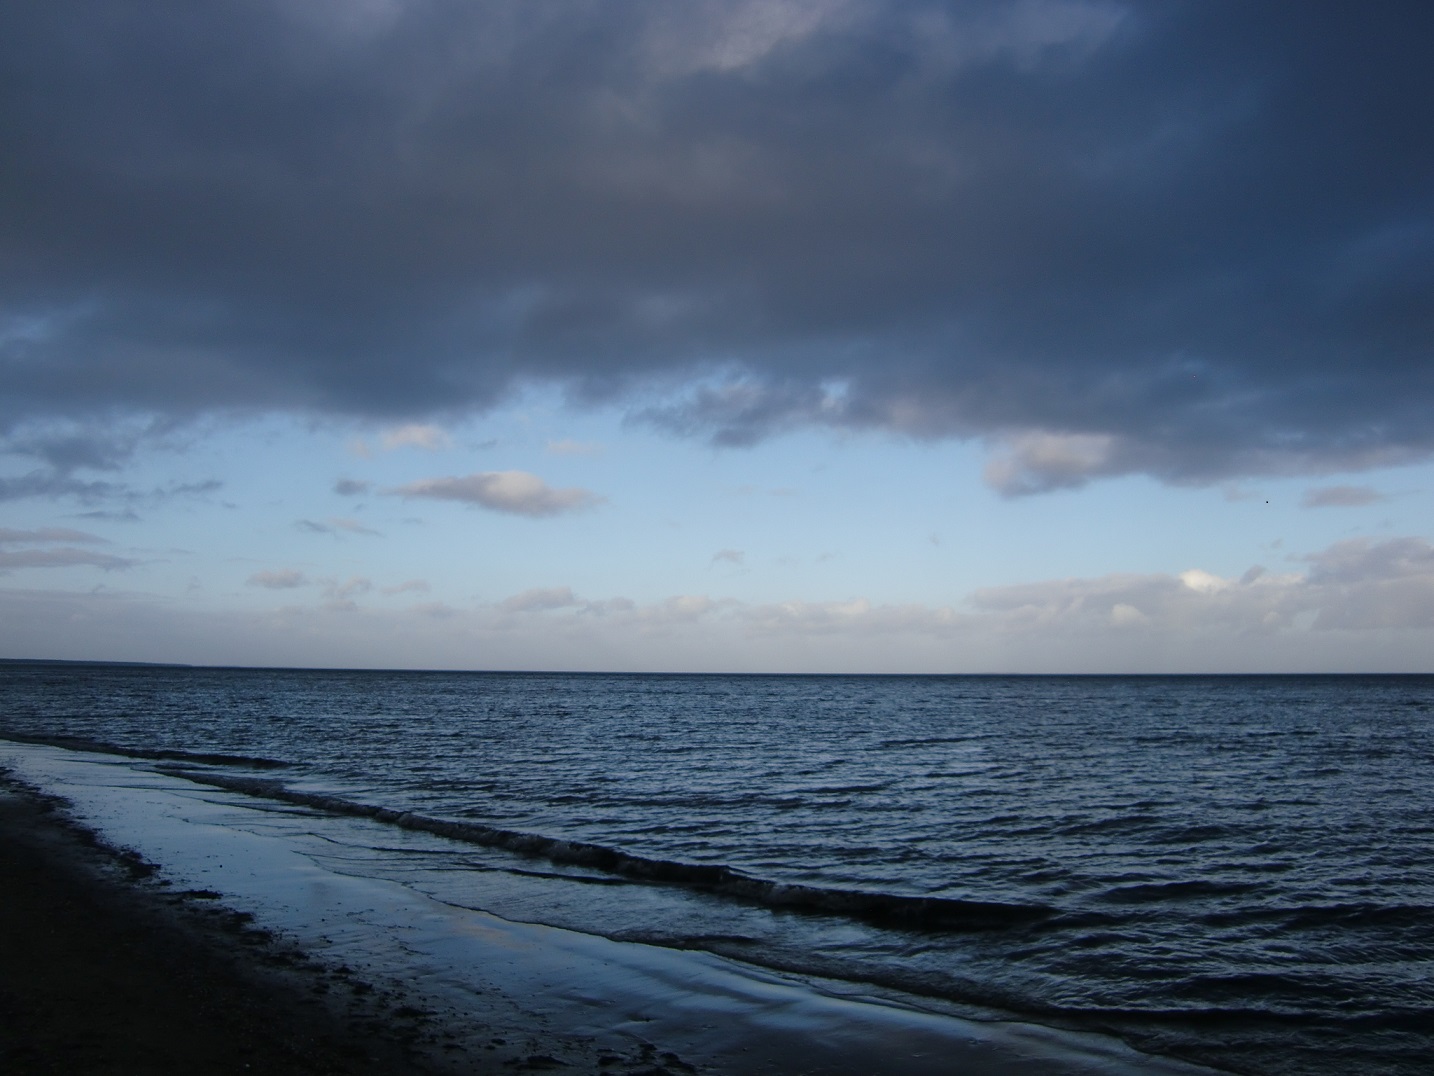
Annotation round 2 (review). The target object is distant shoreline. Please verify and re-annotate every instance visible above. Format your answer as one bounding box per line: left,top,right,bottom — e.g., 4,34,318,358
0,657,195,668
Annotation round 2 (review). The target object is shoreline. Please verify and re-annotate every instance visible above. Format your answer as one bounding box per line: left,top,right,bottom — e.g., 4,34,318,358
0,743,1224,1075
0,773,448,1074
0,768,707,1075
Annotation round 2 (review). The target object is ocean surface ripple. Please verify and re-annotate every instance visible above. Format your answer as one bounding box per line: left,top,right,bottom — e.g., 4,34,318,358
3,665,1432,1075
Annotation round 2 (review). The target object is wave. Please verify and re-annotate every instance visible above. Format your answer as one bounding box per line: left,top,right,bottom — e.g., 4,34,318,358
0,732,290,770
157,766,1055,933
876,735,985,749
1101,879,1260,903
1277,902,1434,931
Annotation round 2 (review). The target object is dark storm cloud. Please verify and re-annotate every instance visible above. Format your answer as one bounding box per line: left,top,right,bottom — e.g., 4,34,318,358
3,1,1432,490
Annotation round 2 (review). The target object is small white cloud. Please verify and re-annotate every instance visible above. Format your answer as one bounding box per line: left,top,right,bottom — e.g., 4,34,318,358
501,586,580,613
334,478,371,496
1301,484,1387,508
1179,569,1230,594
1110,602,1147,627
247,569,308,589
711,548,745,566
546,438,603,456
390,471,603,517
380,424,451,451
983,431,1119,496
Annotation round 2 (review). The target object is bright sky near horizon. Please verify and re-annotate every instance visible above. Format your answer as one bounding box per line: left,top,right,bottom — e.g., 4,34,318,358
3,1,1434,672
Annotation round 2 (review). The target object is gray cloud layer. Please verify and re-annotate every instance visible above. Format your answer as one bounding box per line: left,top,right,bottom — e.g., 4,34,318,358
1301,484,1388,509
6,536,1434,671
0,525,133,571
3,1,1432,490
0,548,135,571
247,569,308,589
0,526,107,545
494,537,1434,638
297,516,382,537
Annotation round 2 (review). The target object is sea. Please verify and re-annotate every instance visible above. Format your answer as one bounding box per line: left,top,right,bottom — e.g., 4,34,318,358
2,663,1431,1075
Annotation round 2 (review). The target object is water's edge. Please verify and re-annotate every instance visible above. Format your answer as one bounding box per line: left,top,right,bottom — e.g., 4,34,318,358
0,738,1223,1076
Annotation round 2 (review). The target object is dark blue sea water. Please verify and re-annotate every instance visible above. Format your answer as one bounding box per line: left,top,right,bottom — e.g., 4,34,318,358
3,664,1432,1075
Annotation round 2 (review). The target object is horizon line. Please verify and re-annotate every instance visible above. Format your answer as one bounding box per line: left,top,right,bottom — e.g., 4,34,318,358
3,658,1431,678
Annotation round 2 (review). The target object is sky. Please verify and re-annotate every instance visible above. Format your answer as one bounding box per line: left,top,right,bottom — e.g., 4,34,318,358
2,0,1433,672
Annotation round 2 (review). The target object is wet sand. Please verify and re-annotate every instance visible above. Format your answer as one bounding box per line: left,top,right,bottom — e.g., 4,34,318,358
0,771,699,1074
0,776,436,1074
0,748,1223,1075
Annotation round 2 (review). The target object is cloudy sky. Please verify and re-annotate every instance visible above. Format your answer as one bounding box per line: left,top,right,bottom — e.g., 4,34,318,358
3,0,1433,671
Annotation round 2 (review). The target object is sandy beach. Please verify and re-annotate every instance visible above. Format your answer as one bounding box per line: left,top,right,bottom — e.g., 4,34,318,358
0,766,718,1074
0,775,442,1074
0,744,1222,1075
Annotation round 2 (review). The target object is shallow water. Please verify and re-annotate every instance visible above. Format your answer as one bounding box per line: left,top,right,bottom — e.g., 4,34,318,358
3,665,1432,1074
0,740,1217,1075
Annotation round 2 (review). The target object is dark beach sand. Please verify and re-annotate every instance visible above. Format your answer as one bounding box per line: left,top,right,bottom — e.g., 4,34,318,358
0,773,689,1075
0,775,442,1074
